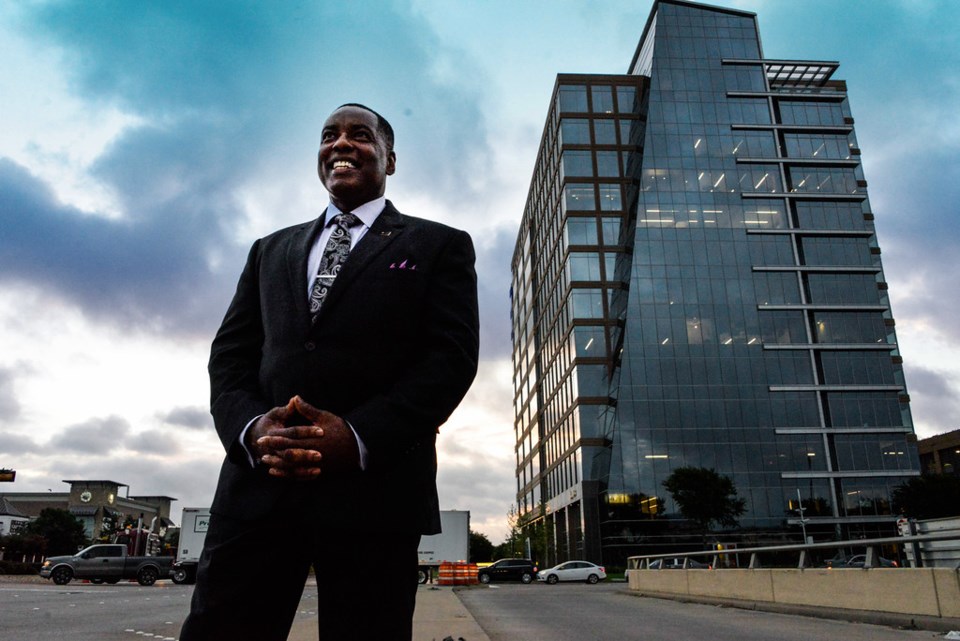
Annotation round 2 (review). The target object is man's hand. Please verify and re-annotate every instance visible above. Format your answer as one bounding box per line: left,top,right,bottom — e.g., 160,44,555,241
254,396,360,479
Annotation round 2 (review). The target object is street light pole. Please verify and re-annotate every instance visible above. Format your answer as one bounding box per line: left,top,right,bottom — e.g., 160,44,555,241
797,488,808,543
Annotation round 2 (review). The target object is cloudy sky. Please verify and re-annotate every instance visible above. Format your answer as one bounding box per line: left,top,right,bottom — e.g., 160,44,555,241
1,0,958,542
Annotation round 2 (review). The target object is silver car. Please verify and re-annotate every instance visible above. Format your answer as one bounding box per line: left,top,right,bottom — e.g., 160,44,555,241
537,560,607,584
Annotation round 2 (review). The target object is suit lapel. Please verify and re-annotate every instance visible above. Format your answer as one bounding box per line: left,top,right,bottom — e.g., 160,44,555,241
312,201,406,322
287,211,327,327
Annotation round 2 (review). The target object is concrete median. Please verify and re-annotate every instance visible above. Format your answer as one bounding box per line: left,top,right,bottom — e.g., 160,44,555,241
627,566,960,629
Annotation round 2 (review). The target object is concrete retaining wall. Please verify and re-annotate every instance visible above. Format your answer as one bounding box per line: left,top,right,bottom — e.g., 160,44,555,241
627,567,960,619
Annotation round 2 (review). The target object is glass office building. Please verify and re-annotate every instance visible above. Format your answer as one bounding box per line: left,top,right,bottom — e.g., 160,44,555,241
511,0,919,567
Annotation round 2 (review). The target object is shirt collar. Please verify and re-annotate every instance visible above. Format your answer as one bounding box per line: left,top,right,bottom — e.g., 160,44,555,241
325,196,387,230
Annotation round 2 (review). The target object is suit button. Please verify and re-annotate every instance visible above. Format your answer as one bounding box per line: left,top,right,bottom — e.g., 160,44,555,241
304,341,316,351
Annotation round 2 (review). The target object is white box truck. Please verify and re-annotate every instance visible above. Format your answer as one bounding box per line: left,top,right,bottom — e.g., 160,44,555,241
417,510,469,584
171,507,211,584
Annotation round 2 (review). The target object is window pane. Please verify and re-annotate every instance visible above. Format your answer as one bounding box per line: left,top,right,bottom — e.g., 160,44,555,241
563,185,595,211
559,85,588,112
598,184,622,211
565,218,597,246
562,151,593,178
601,217,621,244
560,119,590,145
616,86,637,113
593,119,617,144
596,151,620,177
592,86,614,113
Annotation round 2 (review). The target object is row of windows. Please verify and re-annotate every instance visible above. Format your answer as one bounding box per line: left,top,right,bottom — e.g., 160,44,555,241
784,132,858,160
778,101,846,127
559,118,642,147
564,216,622,247
563,184,624,213
645,130,859,162
800,236,874,266
641,165,783,194
648,129,775,159
562,150,627,178
558,85,639,115
761,311,892,345
600,475,913,524
834,435,913,471
789,166,862,194
649,96,771,125
795,200,871,230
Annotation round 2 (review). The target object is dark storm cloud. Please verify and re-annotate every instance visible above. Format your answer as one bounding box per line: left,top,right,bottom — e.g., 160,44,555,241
52,415,130,454
475,226,519,360
160,406,211,430
0,157,240,337
901,364,960,436
873,158,960,346
26,0,493,206
3,1,495,340
0,431,42,455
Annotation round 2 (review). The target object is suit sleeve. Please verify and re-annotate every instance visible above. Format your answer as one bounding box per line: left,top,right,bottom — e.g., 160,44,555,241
344,228,480,460
208,240,273,464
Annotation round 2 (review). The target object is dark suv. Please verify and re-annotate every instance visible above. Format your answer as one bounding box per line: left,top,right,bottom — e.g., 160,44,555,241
478,558,538,584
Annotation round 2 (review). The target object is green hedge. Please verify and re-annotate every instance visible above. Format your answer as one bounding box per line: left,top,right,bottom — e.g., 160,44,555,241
0,561,40,575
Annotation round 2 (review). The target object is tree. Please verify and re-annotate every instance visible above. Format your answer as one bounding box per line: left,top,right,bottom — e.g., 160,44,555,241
662,467,746,539
469,530,494,562
492,504,547,565
893,475,960,520
23,508,88,556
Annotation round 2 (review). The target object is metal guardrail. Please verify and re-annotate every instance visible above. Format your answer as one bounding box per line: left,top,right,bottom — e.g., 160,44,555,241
627,532,960,570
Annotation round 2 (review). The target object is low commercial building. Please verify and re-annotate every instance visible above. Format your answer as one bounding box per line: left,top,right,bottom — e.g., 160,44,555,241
919,429,960,476
0,480,175,539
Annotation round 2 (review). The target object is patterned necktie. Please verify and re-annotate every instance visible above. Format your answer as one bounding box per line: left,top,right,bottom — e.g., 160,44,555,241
309,212,361,321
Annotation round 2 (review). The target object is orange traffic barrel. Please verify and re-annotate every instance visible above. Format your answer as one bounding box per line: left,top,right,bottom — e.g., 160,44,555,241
452,562,479,585
437,562,455,585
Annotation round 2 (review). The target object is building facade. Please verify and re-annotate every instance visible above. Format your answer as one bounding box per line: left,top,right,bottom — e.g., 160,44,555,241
511,0,919,568
0,480,175,540
919,429,960,477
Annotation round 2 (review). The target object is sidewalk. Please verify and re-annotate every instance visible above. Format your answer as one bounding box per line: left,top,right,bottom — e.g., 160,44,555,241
287,584,490,641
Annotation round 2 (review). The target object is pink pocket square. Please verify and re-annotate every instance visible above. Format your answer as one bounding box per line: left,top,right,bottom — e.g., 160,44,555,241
389,259,417,270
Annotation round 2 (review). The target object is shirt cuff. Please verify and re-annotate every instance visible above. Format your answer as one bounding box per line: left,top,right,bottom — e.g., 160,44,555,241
239,415,263,468
346,420,369,470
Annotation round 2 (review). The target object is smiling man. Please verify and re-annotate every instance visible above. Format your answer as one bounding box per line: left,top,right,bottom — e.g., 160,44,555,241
179,104,480,641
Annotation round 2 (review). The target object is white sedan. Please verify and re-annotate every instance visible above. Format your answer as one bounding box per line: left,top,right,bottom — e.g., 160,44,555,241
537,561,607,584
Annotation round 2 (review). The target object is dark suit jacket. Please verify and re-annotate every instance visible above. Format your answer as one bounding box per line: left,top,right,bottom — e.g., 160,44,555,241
207,201,479,535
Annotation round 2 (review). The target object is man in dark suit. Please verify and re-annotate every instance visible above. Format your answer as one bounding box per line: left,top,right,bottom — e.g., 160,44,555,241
179,104,480,641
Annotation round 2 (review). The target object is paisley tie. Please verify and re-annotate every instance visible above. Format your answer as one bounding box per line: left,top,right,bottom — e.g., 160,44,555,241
309,212,360,322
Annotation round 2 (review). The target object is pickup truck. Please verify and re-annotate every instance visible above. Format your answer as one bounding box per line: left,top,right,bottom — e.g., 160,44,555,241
40,543,174,586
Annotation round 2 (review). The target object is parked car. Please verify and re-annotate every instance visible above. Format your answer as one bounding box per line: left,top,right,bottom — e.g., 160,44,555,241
647,557,711,569
477,558,538,584
821,554,898,568
537,560,606,584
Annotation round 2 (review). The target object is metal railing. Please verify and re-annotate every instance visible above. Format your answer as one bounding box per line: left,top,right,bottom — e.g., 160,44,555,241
627,531,960,571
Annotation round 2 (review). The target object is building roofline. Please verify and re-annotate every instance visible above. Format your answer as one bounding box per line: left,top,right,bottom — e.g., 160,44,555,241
628,0,757,74
62,480,129,487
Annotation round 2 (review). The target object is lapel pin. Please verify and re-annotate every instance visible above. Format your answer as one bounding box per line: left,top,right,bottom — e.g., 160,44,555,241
380,231,393,237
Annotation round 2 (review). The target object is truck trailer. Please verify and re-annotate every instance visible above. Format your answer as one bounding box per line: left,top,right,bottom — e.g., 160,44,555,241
417,510,470,584
171,506,211,584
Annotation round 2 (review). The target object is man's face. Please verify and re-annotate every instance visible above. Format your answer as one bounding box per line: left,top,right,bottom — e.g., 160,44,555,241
317,106,396,212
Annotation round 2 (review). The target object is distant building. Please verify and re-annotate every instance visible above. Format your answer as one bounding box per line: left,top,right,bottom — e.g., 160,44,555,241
0,496,29,536
511,0,919,567
0,480,176,539
919,429,960,476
